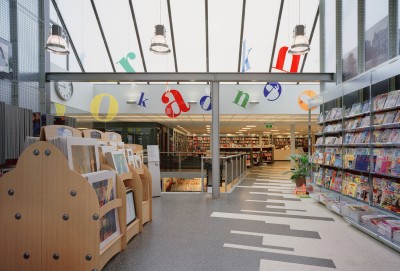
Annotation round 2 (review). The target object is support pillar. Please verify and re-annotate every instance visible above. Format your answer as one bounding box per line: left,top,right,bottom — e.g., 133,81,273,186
290,124,295,169
211,81,220,199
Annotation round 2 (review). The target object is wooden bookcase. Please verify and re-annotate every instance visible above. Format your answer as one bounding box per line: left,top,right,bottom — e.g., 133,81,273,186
0,142,125,270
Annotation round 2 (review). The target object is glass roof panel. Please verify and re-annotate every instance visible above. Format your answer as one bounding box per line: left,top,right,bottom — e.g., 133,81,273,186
170,0,206,72
272,0,319,73
94,0,144,72
209,0,243,72
301,17,320,72
56,0,113,72
241,0,281,72
132,0,175,72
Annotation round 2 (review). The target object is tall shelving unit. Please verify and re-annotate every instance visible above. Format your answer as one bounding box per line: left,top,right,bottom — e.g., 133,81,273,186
309,56,400,252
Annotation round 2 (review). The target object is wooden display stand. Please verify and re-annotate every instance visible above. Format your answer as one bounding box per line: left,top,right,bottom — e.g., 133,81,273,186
105,132,122,142
98,152,143,244
0,142,125,271
125,144,152,225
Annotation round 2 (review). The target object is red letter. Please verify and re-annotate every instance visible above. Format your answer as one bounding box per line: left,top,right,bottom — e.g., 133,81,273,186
161,89,190,118
273,46,300,73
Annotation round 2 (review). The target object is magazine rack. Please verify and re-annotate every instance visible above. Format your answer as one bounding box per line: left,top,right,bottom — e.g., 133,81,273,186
39,125,82,140
0,141,125,270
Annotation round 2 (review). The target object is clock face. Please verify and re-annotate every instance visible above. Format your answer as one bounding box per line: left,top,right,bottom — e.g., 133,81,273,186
55,81,73,101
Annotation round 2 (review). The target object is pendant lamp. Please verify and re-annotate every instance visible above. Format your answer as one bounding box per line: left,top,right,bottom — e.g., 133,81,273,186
150,24,171,55
45,24,70,55
288,25,310,55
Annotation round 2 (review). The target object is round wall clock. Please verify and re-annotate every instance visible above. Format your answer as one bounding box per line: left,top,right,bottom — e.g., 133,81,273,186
55,81,73,101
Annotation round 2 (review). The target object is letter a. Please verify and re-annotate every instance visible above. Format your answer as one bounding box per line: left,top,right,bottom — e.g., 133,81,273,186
233,90,249,108
161,89,190,118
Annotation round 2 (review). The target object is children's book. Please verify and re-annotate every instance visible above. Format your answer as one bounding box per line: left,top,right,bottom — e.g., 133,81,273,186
384,90,400,109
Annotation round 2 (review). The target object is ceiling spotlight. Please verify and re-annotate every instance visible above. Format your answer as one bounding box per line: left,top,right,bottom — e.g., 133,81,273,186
288,25,310,55
46,24,69,55
150,25,171,55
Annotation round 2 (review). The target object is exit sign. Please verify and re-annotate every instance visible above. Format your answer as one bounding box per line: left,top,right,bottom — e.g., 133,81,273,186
265,124,273,128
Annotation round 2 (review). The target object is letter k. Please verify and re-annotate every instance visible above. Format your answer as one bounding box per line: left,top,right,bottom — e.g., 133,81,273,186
138,92,148,107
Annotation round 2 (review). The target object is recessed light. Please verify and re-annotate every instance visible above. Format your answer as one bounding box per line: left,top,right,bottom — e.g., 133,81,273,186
270,130,279,132
242,128,251,130
246,125,256,127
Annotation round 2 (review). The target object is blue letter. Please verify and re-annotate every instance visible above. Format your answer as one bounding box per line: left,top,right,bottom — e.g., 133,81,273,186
263,82,282,101
138,92,148,107
200,95,212,111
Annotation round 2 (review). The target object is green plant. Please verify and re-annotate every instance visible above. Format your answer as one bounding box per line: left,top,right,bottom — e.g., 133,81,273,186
285,153,310,182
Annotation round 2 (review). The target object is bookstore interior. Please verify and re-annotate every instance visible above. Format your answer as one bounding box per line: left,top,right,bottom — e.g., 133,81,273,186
1,0,400,270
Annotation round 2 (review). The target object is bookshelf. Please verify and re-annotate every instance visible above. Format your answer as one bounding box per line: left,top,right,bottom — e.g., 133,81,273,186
273,136,308,150
309,57,400,251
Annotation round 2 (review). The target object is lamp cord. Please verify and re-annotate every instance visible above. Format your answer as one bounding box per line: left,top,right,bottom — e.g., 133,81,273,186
160,0,162,24
298,0,300,24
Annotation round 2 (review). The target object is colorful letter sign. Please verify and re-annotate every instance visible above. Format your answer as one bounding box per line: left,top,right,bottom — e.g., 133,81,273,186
116,52,136,72
233,90,250,108
161,89,190,118
200,95,212,111
274,46,300,73
90,93,119,122
263,82,282,101
298,90,318,111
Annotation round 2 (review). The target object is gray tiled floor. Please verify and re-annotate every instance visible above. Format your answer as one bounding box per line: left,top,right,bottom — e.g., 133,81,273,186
103,162,400,271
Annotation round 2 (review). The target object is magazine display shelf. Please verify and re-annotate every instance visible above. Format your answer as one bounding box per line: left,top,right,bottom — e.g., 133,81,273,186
310,185,400,253
125,144,152,225
101,164,142,244
309,56,400,253
0,141,126,270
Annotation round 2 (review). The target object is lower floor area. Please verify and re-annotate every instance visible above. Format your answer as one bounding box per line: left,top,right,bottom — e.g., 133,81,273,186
103,162,400,271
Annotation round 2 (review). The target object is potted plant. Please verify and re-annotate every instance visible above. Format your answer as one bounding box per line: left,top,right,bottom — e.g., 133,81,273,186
285,153,310,187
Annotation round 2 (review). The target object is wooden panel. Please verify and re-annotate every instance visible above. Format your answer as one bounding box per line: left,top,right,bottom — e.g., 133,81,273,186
142,165,153,221
0,143,43,271
40,125,82,140
104,132,122,142
142,200,150,224
41,142,100,271
119,172,132,182
99,236,124,270
126,219,140,243
100,199,122,217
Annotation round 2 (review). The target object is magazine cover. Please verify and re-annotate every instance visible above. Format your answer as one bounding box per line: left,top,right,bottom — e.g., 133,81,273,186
382,111,396,124
67,137,100,174
361,100,371,113
384,90,400,109
83,170,116,207
99,209,120,251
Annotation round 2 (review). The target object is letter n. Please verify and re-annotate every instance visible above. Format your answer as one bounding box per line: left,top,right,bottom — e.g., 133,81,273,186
233,90,249,108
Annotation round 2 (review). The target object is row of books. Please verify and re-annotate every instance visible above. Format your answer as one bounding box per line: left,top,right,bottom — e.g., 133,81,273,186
372,128,400,143
373,90,400,111
324,123,342,132
344,131,370,144
312,169,400,214
345,115,370,129
317,90,400,124
315,136,342,145
373,177,400,214
373,110,400,125
314,147,400,177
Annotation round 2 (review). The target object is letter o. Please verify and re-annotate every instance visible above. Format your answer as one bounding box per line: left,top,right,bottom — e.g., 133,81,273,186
200,95,212,111
90,94,119,122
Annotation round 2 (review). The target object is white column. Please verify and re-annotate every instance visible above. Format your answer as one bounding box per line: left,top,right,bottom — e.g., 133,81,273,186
290,124,295,169
211,81,220,199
